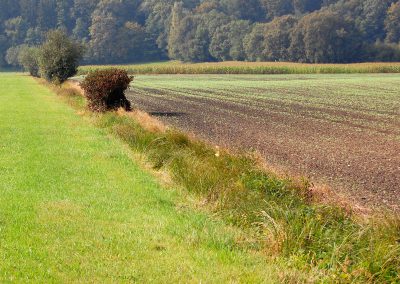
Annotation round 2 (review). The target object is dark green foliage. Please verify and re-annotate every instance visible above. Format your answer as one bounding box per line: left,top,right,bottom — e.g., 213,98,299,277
367,41,400,61
18,46,40,77
243,24,266,61
385,1,400,43
5,45,26,67
38,30,83,83
289,10,361,63
358,0,393,42
4,16,27,46
0,0,400,65
263,15,298,61
244,15,298,62
220,0,265,21
80,69,132,112
209,20,252,61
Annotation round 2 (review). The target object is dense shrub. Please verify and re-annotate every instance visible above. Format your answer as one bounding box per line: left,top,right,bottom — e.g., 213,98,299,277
367,41,400,62
80,69,132,112
5,45,26,67
38,30,83,84
18,46,40,77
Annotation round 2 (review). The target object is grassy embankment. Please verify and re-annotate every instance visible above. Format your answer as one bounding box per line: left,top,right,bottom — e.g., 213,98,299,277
0,73,284,282
79,61,400,75
60,76,399,282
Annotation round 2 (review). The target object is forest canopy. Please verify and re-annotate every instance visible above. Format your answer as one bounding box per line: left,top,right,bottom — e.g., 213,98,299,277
1,0,400,66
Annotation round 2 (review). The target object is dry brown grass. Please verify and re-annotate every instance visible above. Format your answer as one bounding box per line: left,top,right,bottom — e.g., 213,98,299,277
122,109,167,133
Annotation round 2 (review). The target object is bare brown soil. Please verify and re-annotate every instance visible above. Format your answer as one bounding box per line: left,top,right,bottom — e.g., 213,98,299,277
127,83,400,212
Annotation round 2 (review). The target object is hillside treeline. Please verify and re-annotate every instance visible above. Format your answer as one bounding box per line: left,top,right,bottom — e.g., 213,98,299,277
1,0,400,66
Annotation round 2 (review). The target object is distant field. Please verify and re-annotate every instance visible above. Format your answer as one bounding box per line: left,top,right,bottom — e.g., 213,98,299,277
79,61,400,75
128,74,400,210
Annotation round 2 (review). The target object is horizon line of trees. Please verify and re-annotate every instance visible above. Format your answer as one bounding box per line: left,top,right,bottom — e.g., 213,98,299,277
1,0,400,67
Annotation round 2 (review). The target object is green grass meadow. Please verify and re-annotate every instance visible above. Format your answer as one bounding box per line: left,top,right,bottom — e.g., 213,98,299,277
0,73,284,282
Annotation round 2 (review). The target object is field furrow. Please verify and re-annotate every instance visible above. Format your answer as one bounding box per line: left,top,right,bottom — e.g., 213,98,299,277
127,74,400,210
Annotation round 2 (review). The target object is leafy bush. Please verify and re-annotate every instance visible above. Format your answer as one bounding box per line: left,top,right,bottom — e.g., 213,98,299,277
18,46,40,77
367,41,400,62
80,69,132,112
5,45,26,67
38,30,83,83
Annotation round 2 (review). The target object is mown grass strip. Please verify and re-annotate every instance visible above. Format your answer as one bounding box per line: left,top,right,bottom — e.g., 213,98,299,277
79,61,400,75
51,78,400,283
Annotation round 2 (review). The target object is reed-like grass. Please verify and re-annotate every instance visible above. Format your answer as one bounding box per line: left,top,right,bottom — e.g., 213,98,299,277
51,82,400,283
79,61,400,75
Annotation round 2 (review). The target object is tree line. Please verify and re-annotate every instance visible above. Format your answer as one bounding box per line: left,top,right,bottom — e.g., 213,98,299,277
1,0,400,66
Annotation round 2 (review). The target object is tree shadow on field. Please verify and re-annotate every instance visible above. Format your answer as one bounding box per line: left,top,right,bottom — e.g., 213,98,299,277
149,111,186,118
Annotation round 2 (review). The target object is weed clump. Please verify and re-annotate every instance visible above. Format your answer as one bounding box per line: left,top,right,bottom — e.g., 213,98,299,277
80,69,132,112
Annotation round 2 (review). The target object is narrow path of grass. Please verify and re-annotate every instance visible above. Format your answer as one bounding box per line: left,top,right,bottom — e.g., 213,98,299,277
0,74,279,282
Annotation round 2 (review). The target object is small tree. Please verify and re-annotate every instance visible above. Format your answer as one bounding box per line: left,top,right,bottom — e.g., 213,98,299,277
5,45,26,67
38,30,84,83
80,69,132,112
18,46,40,77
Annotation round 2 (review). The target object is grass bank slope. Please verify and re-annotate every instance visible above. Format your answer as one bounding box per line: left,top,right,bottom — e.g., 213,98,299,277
0,73,280,282
79,61,400,75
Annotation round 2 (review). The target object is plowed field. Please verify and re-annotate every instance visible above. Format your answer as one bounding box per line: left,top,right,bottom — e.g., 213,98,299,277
128,74,400,211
